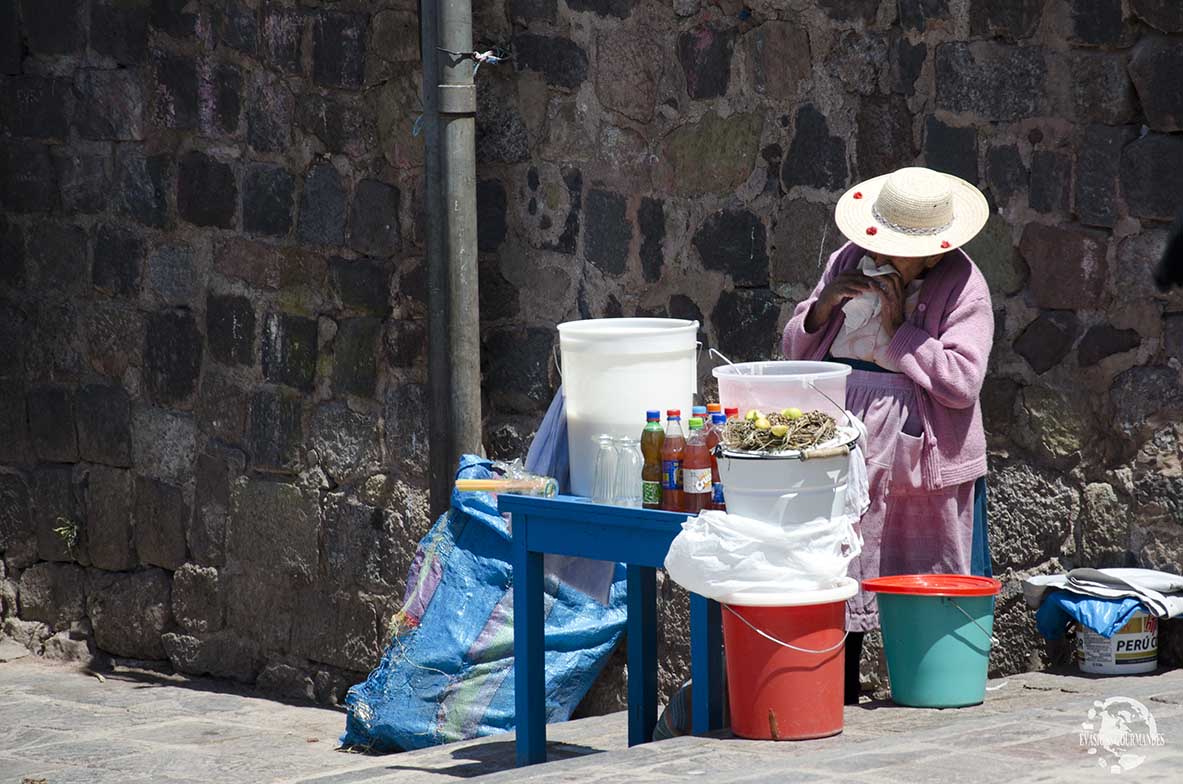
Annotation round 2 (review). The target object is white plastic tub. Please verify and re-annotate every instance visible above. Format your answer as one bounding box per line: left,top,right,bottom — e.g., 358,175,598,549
559,318,698,497
713,361,851,421
1077,610,1159,675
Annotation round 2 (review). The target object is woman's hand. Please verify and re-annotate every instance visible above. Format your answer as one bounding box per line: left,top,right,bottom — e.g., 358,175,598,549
875,273,905,337
805,272,876,332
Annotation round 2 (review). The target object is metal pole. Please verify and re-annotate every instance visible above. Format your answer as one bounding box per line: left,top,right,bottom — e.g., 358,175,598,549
421,0,482,518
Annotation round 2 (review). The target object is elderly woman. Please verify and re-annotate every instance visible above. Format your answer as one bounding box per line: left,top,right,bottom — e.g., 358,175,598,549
782,166,994,704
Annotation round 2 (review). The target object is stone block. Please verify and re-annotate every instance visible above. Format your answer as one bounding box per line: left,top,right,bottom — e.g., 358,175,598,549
33,466,82,563
151,0,196,37
18,562,86,627
1111,366,1183,434
595,27,657,122
76,384,131,467
1132,0,1183,31
638,197,665,283
0,472,32,556
149,50,198,130
1028,150,1071,214
827,30,889,97
711,289,782,361
1118,227,1183,305
1019,223,1107,309
247,388,304,471
229,477,320,582
144,310,203,408
583,189,630,276
223,570,294,650
329,258,388,315
297,163,346,246
28,386,78,462
482,328,553,415
1166,314,1183,361
770,199,842,298
935,42,1045,121
1076,126,1134,229
331,317,380,398
923,116,976,183
383,319,425,370
133,476,189,570
963,214,1027,297
321,494,406,592
75,69,144,141
92,224,144,298
988,461,1077,570
295,93,376,157
27,220,87,294
514,34,588,89
1013,311,1079,374
892,37,926,97
816,0,878,22
290,589,380,671
980,376,1018,437
474,78,529,165
0,0,19,74
747,20,810,103
313,11,367,89
247,70,294,153
20,0,84,54
87,568,172,660
475,178,507,253
693,209,767,287
257,662,314,700
0,141,59,213
172,563,222,634
310,403,381,484
1,76,71,140
28,302,83,381
856,94,915,181
145,243,196,306
85,465,135,571
162,631,258,681
382,383,427,476
1077,324,1140,367
899,0,949,31
782,105,847,192
219,0,258,54
1081,482,1132,566
349,179,400,257
677,22,736,100
261,6,305,73
177,150,237,229
214,237,327,291
1069,0,1126,46
131,406,196,483
1129,37,1183,133
1068,52,1139,125
1017,385,1090,461
83,301,143,379
116,147,170,228
55,148,113,214
200,62,242,137
969,0,1042,40
206,294,255,367
0,382,30,464
568,0,633,16
369,9,418,63
0,217,24,289
191,445,244,566
243,164,294,238
194,371,248,448
262,312,317,390
91,0,150,65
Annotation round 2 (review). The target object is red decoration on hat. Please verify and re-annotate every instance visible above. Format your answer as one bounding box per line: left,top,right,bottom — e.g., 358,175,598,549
866,226,877,235
940,240,951,249
853,191,863,199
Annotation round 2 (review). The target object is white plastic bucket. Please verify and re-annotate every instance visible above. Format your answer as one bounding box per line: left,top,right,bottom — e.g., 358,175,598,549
1077,610,1159,675
559,318,699,498
713,361,851,421
716,445,853,526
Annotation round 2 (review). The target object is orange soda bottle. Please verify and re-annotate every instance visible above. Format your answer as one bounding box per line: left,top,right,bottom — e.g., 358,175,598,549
682,417,712,514
660,410,686,512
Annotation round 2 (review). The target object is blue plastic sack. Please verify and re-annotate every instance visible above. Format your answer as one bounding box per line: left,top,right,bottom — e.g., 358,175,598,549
1036,590,1146,640
525,385,570,494
340,455,627,752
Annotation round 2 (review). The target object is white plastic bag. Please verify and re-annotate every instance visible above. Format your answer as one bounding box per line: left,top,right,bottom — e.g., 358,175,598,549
664,509,862,599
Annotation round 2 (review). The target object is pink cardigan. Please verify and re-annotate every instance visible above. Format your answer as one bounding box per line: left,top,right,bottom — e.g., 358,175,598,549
782,241,993,490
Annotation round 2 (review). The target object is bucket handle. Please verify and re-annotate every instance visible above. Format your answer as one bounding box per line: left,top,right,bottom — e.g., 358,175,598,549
723,604,849,655
942,597,1000,647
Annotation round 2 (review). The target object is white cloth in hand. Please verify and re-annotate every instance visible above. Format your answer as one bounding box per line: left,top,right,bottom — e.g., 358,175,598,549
840,256,898,332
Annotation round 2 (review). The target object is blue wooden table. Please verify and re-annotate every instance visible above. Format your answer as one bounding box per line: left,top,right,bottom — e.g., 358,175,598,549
497,494,725,767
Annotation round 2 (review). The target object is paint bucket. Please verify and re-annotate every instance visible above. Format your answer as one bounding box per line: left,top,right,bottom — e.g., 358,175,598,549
1077,610,1159,675
720,578,857,740
863,574,1002,708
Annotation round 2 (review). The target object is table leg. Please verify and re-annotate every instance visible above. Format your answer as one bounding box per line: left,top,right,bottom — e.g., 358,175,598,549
513,517,546,766
690,594,724,734
626,565,658,746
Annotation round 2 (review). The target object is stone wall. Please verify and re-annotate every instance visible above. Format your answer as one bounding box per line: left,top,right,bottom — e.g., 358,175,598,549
0,0,431,702
2,0,1182,712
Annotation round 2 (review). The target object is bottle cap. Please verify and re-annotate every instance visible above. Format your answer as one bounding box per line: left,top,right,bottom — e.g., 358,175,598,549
646,410,661,420
707,403,722,413
667,409,680,416
692,406,707,415
712,413,726,424
724,407,739,418
688,417,703,428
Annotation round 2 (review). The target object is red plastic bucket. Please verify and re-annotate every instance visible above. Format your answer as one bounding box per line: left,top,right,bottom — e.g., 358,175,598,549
720,579,857,741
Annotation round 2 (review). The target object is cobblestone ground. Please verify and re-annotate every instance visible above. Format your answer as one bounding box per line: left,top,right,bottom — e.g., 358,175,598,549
1,657,1181,783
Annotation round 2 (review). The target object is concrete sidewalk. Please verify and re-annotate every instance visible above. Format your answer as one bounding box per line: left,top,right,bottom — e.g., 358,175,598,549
1,657,1181,783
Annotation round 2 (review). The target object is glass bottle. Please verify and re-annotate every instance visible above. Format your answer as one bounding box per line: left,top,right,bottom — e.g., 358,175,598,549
591,434,616,504
613,437,643,508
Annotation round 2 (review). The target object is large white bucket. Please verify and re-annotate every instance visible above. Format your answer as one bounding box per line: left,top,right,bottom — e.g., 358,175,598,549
1077,610,1159,675
716,448,851,526
559,318,699,498
713,361,851,421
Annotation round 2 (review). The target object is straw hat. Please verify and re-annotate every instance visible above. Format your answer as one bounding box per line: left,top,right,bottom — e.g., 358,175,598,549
834,167,989,257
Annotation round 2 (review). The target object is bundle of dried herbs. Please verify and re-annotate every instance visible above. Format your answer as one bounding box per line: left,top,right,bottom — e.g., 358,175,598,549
720,409,838,453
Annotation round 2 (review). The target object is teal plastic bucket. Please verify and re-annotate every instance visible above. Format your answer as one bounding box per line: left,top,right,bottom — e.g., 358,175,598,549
863,574,1002,708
